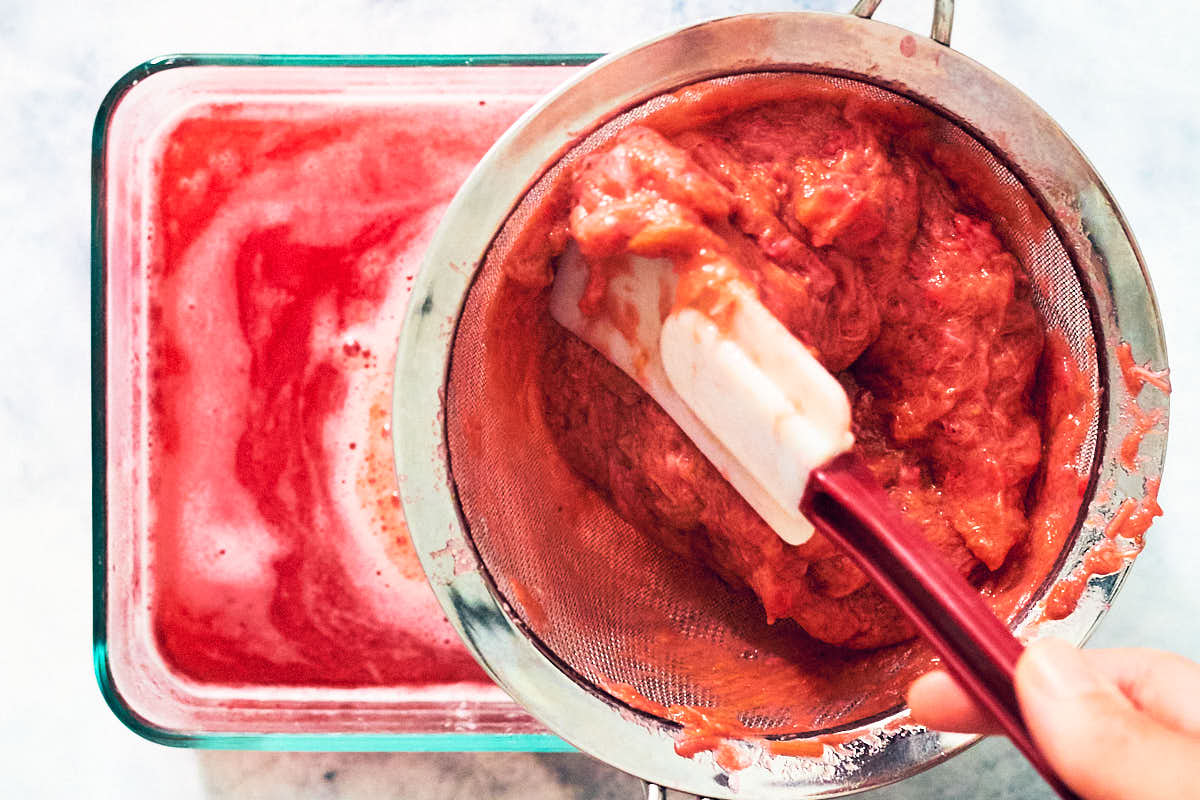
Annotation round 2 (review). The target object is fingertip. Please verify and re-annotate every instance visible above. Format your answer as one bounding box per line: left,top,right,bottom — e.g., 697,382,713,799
907,670,956,717
907,669,1002,735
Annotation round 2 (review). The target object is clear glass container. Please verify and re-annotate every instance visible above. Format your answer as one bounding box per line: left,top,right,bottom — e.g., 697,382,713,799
93,54,594,750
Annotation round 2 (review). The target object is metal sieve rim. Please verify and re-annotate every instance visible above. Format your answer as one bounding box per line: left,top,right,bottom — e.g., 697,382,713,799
393,10,1168,798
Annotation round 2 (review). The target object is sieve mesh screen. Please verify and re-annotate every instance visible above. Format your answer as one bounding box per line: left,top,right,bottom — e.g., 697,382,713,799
445,72,1099,735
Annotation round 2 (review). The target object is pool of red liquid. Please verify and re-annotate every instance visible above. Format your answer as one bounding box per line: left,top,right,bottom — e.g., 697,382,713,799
139,83,557,689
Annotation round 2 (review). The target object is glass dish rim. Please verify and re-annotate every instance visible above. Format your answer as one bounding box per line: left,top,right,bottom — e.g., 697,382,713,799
91,51,597,752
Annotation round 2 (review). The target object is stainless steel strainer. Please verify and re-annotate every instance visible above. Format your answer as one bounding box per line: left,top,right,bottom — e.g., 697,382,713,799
392,4,1168,797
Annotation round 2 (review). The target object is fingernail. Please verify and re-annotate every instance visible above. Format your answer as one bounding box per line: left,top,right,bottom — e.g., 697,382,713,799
1021,638,1101,700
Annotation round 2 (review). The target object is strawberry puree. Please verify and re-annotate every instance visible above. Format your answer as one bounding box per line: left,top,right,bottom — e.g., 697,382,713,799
1121,404,1165,471
605,681,804,768
1117,341,1172,396
143,97,535,687
1044,479,1162,621
605,677,911,770
1043,342,1169,621
1117,341,1170,470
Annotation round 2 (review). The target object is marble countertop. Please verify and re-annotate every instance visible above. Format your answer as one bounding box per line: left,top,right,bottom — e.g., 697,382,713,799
3,0,1197,797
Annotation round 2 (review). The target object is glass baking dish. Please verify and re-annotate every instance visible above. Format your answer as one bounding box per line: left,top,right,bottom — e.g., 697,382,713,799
92,54,596,750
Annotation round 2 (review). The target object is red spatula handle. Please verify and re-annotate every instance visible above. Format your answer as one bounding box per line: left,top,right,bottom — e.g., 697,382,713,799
800,451,1080,800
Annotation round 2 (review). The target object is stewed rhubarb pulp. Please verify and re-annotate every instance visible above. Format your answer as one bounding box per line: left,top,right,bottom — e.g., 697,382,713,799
497,75,1097,651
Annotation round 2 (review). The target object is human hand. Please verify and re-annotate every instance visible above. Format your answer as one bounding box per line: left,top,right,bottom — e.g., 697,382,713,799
907,638,1200,800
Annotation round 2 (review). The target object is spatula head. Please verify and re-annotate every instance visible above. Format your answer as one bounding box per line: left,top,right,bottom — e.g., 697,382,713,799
549,244,853,545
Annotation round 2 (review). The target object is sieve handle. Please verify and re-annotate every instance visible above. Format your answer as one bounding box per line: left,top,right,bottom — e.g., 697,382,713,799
801,451,1081,800
645,782,725,800
642,781,717,800
851,0,955,46
642,782,665,800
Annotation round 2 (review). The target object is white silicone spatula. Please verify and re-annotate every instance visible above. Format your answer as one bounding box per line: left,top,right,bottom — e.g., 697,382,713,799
549,245,852,545
548,246,1080,800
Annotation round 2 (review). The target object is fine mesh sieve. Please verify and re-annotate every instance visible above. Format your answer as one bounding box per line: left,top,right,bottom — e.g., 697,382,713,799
449,69,1097,733
394,6,1168,798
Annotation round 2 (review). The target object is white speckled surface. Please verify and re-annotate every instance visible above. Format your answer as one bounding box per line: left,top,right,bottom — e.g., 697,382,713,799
2,0,1197,797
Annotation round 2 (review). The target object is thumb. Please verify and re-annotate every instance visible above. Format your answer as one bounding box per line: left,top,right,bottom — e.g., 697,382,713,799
1016,639,1200,800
